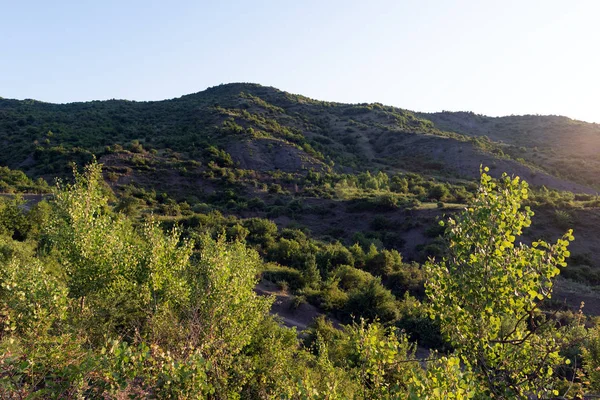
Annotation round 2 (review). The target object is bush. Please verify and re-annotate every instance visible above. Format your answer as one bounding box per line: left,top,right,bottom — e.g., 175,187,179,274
365,249,403,276
374,193,398,210
428,184,450,201
226,223,249,242
554,209,574,230
307,280,349,312
261,264,304,290
247,197,266,211
268,183,284,194
385,263,425,299
334,265,375,291
316,242,355,275
396,294,448,350
242,218,278,246
343,278,399,323
291,295,307,310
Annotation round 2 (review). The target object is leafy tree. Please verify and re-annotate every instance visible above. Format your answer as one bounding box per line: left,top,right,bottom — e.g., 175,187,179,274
583,324,600,394
0,243,68,337
300,253,322,289
0,196,30,240
316,242,355,276
344,278,399,323
185,233,273,394
408,356,477,399
366,248,403,276
4,158,597,398
44,162,192,338
390,175,409,193
426,168,580,398
345,319,419,399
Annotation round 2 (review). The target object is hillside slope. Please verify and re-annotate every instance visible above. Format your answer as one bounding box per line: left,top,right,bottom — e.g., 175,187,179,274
1,83,596,193
422,111,600,187
2,83,600,309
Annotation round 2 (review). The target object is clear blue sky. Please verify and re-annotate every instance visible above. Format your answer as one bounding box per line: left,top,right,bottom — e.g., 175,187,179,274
1,0,599,122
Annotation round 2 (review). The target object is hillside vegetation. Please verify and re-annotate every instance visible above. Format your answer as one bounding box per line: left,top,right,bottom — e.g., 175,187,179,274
0,162,597,398
1,83,599,269
1,83,597,190
2,84,600,397
422,111,600,187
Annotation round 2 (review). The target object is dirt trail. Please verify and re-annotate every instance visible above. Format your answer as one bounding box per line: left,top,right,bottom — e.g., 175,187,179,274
255,280,337,330
255,279,432,363
0,193,50,210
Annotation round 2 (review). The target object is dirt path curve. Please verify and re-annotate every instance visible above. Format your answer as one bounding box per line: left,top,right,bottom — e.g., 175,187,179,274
255,280,336,331
255,279,432,362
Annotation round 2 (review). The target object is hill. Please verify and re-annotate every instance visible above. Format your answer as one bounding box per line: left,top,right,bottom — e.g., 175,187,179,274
1,83,597,191
421,111,600,187
4,83,600,397
1,82,600,308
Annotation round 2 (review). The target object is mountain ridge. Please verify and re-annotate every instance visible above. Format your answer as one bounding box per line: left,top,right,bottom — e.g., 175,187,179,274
1,82,598,193
1,82,600,311
4,82,598,126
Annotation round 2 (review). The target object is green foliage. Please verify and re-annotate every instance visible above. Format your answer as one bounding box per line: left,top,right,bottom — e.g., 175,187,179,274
184,233,273,394
45,162,192,339
345,320,418,399
2,82,600,397
315,241,355,276
242,217,278,247
0,166,49,193
427,183,450,201
554,209,574,230
0,245,68,337
408,356,478,399
1,156,598,397
344,278,399,324
261,263,305,290
335,265,374,291
365,248,403,276
0,162,284,398
385,262,425,299
426,168,581,397
0,196,31,240
583,324,600,393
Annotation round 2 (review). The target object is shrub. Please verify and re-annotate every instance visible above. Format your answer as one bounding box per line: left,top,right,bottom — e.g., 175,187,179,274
426,169,580,397
261,264,305,290
385,262,425,299
365,249,403,276
554,209,574,230
310,279,349,312
268,183,283,194
428,184,450,201
343,278,398,323
242,217,278,246
334,265,374,291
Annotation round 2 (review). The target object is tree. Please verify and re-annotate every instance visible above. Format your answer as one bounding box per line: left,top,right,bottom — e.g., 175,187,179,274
345,319,418,399
425,168,580,398
185,233,273,395
8,161,280,397
44,162,192,339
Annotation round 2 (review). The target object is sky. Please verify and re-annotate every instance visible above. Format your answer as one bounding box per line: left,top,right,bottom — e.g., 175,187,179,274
1,0,599,122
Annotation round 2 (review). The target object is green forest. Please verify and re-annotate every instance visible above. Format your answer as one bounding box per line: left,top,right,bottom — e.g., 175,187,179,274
2,84,600,398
